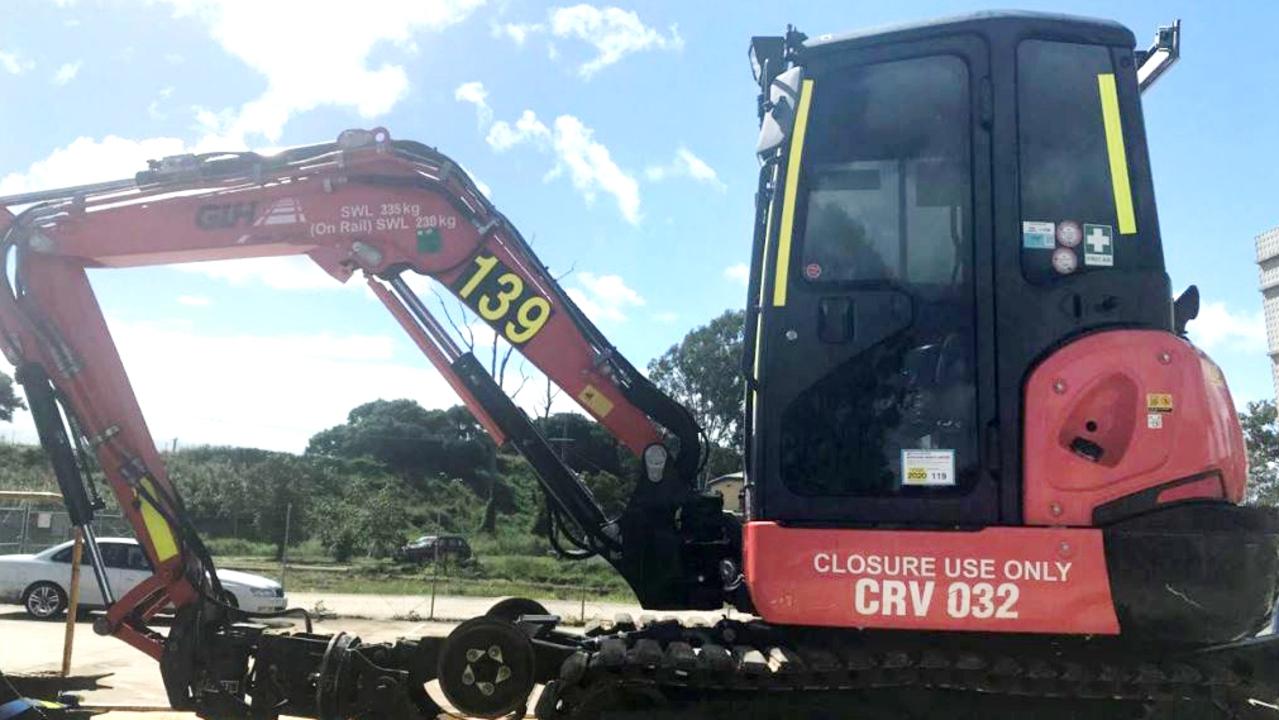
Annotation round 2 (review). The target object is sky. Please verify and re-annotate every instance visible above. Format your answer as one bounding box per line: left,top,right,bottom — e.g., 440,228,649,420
1,0,1276,453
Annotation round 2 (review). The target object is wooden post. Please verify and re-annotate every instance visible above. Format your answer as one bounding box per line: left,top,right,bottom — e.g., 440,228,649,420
61,527,84,677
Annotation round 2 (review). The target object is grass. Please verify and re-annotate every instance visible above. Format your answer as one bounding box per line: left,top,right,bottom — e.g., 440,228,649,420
211,544,636,603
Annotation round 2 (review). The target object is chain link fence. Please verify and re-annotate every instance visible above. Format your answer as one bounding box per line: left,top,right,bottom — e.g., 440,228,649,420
0,505,130,555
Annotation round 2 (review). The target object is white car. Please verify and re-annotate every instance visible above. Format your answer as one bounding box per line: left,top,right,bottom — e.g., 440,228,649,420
0,537,287,619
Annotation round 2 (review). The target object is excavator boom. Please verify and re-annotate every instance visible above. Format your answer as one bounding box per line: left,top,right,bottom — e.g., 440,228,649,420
0,128,731,717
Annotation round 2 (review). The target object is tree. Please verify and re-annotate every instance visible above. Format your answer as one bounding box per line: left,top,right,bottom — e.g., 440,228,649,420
0,370,24,423
306,400,497,492
647,309,746,477
532,412,627,478
1241,400,1279,505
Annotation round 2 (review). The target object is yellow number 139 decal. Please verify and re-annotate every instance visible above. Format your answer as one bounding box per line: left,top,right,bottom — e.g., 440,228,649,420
455,253,553,345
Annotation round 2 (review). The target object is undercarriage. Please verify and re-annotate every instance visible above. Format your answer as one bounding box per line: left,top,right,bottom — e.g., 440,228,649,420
159,599,1279,720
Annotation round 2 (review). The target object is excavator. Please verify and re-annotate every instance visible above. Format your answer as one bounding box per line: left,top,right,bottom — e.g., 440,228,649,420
2,10,1278,720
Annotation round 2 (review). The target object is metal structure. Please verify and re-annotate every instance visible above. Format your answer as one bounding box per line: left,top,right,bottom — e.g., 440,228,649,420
1,11,1278,720
1257,225,1279,404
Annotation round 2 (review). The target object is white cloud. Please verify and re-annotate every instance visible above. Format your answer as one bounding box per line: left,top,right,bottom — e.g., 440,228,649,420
492,22,543,45
454,80,492,127
652,311,678,323
51,61,81,86
0,135,188,197
486,109,551,151
645,147,724,190
0,304,572,449
174,256,352,292
723,263,749,286
177,294,212,307
566,271,644,323
157,0,485,144
148,86,175,120
98,319,457,452
550,115,640,223
0,49,34,75
481,110,638,223
548,4,682,77
1188,300,1267,353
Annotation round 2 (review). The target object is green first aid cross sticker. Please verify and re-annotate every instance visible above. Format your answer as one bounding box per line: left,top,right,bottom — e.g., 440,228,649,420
1083,224,1114,267
416,227,442,254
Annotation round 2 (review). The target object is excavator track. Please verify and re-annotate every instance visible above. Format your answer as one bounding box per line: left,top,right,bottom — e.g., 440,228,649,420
534,616,1279,720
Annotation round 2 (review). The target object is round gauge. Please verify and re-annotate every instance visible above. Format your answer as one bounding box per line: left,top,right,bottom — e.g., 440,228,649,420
1052,247,1078,275
1056,220,1083,248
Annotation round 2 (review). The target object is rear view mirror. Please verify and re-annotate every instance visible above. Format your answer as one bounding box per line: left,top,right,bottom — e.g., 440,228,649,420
756,67,805,157
1173,285,1199,336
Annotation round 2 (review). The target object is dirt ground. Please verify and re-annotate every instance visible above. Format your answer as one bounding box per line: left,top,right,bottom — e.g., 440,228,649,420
0,605,458,717
0,595,732,719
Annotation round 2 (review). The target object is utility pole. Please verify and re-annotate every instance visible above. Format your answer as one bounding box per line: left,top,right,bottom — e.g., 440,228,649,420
280,503,292,590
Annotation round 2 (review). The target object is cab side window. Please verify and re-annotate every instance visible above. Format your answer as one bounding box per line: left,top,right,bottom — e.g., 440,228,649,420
1018,40,1120,282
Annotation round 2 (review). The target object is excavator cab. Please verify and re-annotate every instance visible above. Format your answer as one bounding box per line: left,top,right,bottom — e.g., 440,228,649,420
742,11,1276,643
746,12,1167,526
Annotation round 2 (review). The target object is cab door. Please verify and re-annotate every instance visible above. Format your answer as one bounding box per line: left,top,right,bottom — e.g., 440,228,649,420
751,35,997,526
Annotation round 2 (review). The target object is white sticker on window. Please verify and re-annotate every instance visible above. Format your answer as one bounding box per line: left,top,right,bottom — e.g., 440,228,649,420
902,449,956,487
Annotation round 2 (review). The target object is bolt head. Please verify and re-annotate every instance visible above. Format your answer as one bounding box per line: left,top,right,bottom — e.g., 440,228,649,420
1049,501,1063,516
1052,379,1067,394
1158,351,1172,365
785,329,798,342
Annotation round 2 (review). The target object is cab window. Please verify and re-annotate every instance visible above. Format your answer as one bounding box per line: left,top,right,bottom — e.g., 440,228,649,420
1018,40,1118,282
781,53,979,497
797,54,971,294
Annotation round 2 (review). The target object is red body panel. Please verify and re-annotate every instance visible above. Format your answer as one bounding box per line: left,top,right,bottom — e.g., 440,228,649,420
743,522,1119,634
1023,330,1245,526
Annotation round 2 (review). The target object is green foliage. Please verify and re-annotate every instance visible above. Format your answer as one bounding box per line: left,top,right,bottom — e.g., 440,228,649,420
647,309,746,478
307,400,497,492
1241,400,1279,505
0,370,24,422
532,412,630,477
204,537,278,557
581,471,634,519
315,475,413,561
0,444,55,492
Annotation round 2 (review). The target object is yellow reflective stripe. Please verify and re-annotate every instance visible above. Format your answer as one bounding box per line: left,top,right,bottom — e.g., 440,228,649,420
1097,73,1136,235
752,200,776,381
139,478,179,563
772,78,815,307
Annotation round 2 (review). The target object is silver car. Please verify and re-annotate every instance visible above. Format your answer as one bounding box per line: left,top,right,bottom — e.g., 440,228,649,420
0,537,287,619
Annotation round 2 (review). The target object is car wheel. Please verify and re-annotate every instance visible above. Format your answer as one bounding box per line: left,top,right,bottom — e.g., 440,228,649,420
23,582,67,620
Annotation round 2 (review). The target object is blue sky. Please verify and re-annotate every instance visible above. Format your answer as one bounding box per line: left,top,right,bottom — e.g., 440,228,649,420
1,0,1276,451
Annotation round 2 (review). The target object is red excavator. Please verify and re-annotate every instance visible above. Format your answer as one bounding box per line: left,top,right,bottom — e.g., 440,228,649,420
3,11,1278,720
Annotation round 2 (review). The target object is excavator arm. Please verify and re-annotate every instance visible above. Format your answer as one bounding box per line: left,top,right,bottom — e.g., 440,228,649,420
0,128,735,718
